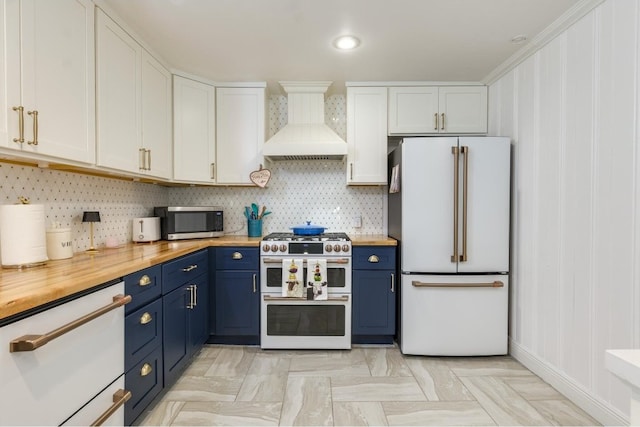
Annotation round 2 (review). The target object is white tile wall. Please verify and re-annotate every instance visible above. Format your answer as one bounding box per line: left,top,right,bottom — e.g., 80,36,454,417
0,94,386,252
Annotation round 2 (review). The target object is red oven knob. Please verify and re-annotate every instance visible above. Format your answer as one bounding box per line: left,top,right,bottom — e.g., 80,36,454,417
271,244,278,252
262,244,270,252
280,244,287,252
333,244,341,252
342,244,350,253
325,244,332,252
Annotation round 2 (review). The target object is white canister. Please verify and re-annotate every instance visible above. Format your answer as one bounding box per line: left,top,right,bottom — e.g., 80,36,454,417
46,228,73,260
0,204,48,267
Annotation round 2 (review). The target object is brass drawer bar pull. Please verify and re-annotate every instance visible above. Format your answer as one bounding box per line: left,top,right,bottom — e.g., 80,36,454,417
181,264,198,272
139,275,151,286
367,255,379,263
140,312,152,325
27,110,38,145
412,280,504,288
263,295,349,302
12,106,24,143
9,294,132,353
91,389,131,427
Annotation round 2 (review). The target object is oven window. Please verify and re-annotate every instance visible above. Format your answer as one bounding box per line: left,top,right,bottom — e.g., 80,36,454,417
266,267,346,288
266,305,345,336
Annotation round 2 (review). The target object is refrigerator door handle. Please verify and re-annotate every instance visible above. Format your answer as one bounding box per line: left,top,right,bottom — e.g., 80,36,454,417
460,145,469,262
451,146,459,263
412,280,504,288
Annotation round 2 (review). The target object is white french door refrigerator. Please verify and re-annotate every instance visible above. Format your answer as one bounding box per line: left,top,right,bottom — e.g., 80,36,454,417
388,137,510,356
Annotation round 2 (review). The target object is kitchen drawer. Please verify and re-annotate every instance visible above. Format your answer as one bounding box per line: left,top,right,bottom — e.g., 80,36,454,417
0,282,126,425
125,345,163,426
216,247,259,270
162,249,208,294
62,375,126,426
125,298,163,371
353,247,395,270
125,264,162,313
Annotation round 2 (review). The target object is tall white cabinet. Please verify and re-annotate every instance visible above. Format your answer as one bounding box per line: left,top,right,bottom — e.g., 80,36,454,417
2,0,95,164
346,86,388,185
96,8,171,180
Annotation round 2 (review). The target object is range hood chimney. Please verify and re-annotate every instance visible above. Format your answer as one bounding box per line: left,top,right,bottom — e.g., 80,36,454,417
263,81,347,161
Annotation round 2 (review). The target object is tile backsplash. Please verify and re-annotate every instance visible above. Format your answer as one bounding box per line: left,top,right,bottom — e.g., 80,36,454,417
0,94,387,252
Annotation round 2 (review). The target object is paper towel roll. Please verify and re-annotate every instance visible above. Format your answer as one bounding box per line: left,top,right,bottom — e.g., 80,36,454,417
0,204,48,267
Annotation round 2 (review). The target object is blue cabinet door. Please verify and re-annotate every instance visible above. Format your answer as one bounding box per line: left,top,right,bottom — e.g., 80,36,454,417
352,269,396,336
215,270,259,336
162,285,189,386
190,273,209,349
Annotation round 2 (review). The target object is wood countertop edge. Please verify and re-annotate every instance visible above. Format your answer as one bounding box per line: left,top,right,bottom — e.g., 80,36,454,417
0,235,396,321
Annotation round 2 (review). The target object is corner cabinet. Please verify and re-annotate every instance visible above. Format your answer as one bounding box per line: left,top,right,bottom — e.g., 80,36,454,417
215,86,266,185
96,9,172,180
388,86,487,135
346,86,388,185
212,247,260,344
2,0,95,164
173,75,216,184
352,246,396,344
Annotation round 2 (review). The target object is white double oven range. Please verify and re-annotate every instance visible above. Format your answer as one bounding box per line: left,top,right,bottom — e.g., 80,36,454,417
259,232,352,349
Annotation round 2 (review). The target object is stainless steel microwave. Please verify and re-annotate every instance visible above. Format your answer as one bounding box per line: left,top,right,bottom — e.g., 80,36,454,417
154,206,224,240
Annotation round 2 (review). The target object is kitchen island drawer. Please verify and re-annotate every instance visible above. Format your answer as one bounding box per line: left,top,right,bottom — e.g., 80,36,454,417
125,345,163,426
125,298,163,371
125,264,162,313
353,247,395,270
216,247,258,270
162,249,208,294
62,375,127,426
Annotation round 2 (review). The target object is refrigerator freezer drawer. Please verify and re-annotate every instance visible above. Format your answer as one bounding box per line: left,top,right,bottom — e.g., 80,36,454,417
400,274,508,356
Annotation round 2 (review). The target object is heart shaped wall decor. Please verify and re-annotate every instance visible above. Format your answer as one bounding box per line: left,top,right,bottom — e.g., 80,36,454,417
249,165,271,188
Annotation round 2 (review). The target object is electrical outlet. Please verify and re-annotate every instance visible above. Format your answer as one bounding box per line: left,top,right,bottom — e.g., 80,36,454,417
353,215,362,228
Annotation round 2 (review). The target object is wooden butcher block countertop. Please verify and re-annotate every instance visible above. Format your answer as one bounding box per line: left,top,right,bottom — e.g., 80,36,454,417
0,234,396,322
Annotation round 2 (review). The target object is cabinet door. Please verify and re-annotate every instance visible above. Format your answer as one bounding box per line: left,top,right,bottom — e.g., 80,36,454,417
162,285,189,386
352,269,395,336
190,274,209,348
96,9,141,174
346,87,388,185
388,86,438,134
438,86,487,134
8,0,95,163
173,75,216,183
215,270,259,336
216,87,265,184
0,1,14,149
141,51,172,179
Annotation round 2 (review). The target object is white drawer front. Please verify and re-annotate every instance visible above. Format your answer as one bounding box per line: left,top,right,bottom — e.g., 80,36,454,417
62,375,126,426
0,282,125,425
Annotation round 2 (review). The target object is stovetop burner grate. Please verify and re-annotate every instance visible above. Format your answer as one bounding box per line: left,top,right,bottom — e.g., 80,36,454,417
262,232,350,242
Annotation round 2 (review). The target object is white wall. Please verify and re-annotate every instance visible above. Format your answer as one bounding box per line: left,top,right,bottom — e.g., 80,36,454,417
488,0,640,423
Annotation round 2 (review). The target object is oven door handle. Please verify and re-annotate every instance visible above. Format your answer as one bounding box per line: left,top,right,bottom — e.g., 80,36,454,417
261,258,350,265
263,295,349,302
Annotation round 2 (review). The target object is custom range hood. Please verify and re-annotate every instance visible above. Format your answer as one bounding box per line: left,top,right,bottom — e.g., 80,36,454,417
263,81,347,161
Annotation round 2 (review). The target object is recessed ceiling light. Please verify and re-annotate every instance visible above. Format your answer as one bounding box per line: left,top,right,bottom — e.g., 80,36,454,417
511,35,528,44
333,35,361,50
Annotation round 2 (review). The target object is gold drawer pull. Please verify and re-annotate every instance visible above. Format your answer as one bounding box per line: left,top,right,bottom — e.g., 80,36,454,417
12,106,24,143
139,275,151,286
412,280,504,288
140,312,152,324
91,389,131,426
367,255,379,263
140,363,153,377
232,252,243,260
181,264,198,272
27,110,38,145
9,294,132,353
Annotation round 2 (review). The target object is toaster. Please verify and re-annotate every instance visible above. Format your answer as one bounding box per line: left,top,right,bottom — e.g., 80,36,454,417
132,217,161,242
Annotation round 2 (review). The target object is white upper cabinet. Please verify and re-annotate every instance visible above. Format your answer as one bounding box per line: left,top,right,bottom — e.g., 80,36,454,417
215,86,266,185
96,9,172,179
346,86,388,185
388,86,487,135
173,75,216,184
2,0,95,164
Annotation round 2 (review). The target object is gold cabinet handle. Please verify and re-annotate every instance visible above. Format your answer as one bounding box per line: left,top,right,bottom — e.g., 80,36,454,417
451,146,459,263
140,312,152,325
367,255,379,263
91,389,131,427
441,113,445,130
139,148,145,170
181,264,198,272
391,273,395,293
412,280,504,288
139,275,151,287
232,251,243,260
434,112,438,130
350,163,353,180
252,273,257,293
146,149,151,170
12,106,24,143
211,163,215,180
140,363,152,377
460,146,469,262
27,110,38,145
10,294,132,352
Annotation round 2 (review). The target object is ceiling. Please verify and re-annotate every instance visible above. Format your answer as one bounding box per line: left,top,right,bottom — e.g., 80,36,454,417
100,0,582,95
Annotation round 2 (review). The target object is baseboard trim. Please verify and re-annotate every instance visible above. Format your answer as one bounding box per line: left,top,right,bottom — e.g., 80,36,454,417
509,339,628,426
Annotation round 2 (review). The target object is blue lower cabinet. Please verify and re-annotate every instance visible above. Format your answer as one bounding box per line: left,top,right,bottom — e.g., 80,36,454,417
124,345,163,426
162,285,190,387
